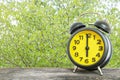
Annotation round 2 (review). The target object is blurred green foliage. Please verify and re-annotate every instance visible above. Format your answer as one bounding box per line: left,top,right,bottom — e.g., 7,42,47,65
0,0,120,68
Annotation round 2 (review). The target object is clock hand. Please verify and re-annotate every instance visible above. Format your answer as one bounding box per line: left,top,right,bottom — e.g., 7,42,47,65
86,34,89,57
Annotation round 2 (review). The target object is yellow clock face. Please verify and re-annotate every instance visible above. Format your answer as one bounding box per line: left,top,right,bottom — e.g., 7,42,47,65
69,29,105,66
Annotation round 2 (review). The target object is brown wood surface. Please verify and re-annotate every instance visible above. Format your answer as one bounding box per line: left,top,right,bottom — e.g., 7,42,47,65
0,68,120,80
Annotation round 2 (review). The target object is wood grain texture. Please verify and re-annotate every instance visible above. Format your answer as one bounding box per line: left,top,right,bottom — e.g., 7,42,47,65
0,68,120,80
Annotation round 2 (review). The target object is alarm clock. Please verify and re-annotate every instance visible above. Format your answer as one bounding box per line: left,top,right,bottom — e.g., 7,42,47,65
67,21,112,75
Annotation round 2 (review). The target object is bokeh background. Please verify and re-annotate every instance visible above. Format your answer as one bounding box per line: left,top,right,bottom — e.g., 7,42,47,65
0,0,120,68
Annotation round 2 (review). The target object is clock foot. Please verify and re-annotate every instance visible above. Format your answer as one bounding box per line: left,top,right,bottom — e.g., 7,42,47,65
97,66,103,76
73,66,78,73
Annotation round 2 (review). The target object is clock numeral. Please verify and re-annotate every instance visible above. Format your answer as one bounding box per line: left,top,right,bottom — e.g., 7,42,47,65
72,46,76,50
96,53,100,57
87,33,91,38
74,40,80,45
80,57,83,61
74,52,79,57
85,59,89,63
97,39,101,44
93,35,96,40
98,46,103,51
79,35,83,40
92,57,96,62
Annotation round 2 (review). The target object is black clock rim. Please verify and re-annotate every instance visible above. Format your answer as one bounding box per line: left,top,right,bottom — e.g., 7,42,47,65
67,27,109,70
99,35,112,68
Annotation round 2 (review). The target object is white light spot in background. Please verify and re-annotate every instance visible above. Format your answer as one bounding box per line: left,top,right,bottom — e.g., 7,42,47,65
11,20,19,26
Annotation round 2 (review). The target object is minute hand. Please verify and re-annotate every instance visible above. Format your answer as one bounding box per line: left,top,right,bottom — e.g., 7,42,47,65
85,34,89,57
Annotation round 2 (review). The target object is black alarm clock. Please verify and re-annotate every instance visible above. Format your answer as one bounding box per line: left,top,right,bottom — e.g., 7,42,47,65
67,20,112,75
